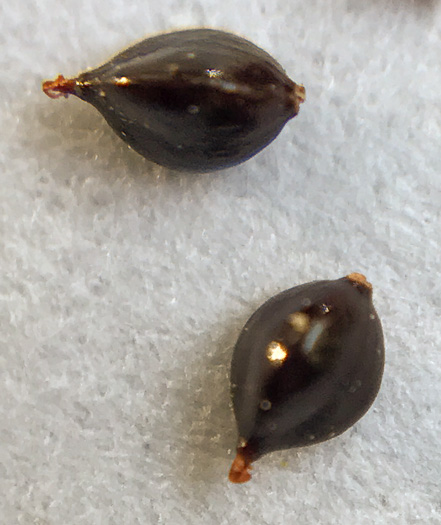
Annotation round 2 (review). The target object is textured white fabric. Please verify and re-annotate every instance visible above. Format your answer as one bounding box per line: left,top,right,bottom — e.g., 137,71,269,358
1,1,441,523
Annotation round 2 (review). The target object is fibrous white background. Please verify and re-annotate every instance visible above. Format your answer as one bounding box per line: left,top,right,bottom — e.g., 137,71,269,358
1,1,440,523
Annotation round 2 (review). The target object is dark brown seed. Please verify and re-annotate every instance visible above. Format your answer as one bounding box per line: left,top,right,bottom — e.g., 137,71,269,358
229,273,385,483
42,29,305,172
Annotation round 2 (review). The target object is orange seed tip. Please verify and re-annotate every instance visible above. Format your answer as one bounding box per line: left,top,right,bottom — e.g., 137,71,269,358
346,272,373,291
228,451,252,484
42,75,77,99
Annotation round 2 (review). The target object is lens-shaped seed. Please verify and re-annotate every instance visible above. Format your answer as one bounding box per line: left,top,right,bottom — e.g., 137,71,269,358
43,28,305,172
229,273,385,483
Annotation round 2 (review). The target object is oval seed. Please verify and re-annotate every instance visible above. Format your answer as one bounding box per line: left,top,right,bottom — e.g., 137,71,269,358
228,273,385,483
43,29,305,172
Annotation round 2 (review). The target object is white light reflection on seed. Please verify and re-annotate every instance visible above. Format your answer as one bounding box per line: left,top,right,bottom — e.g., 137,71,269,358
266,341,288,364
206,68,222,78
114,76,131,86
287,312,310,334
302,320,326,355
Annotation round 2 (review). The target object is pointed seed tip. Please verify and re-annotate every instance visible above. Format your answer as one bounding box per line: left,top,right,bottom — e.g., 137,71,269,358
289,83,306,115
295,83,306,103
228,451,252,484
42,75,77,99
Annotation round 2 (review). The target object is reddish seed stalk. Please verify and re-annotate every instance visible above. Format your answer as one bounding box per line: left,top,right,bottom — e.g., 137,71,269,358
42,75,77,99
228,449,253,483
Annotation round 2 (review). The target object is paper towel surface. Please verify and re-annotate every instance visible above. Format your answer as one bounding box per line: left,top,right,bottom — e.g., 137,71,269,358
1,1,440,523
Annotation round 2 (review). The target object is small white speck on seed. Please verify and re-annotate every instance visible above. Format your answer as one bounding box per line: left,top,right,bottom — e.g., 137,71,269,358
302,298,312,307
206,68,222,78
348,379,362,393
168,63,179,74
99,89,106,97
187,52,196,59
259,399,272,411
187,105,200,114
220,81,237,93
369,313,376,320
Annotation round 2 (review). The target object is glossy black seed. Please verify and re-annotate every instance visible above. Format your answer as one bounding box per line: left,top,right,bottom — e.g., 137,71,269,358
229,273,384,483
42,29,305,172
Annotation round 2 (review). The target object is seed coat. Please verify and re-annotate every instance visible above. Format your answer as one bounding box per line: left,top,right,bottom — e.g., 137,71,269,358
43,29,305,172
